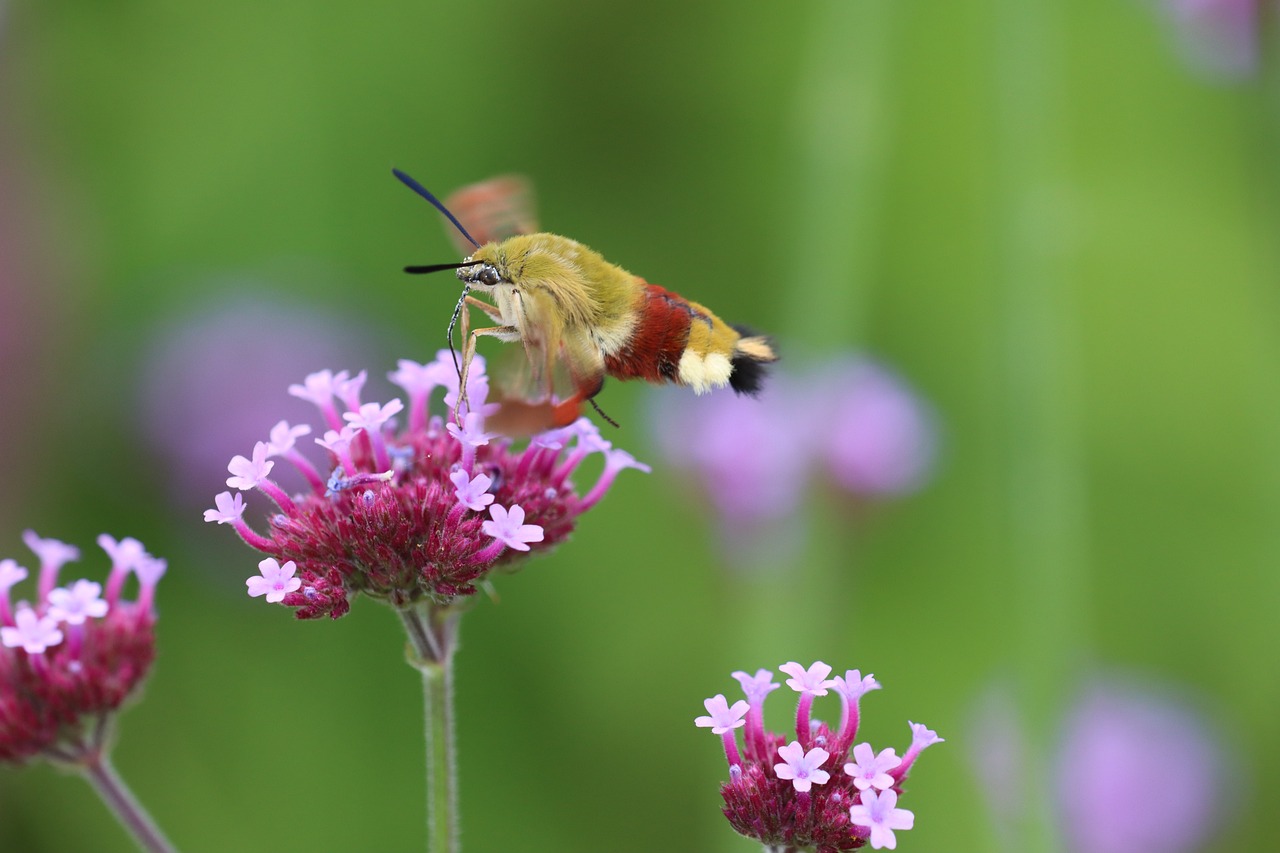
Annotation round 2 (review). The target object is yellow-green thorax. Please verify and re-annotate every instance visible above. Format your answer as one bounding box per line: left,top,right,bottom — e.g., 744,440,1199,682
464,233,641,356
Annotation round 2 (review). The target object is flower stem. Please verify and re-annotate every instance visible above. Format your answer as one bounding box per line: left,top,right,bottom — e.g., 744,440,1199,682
80,750,178,853
994,0,1085,851
400,605,461,853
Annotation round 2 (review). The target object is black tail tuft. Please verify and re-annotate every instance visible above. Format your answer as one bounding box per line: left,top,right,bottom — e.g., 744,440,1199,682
728,324,777,397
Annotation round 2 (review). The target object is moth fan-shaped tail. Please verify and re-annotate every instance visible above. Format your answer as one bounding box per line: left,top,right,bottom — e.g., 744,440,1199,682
727,326,777,396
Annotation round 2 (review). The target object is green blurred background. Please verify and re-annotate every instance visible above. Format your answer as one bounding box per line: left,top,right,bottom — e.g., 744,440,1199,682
1,1,1276,851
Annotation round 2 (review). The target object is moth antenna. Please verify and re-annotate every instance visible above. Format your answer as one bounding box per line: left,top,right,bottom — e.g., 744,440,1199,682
446,283,472,380
392,168,482,249
405,261,485,274
588,397,621,429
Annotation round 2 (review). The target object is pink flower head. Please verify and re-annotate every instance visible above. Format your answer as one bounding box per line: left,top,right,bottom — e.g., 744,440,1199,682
97,534,148,574
343,399,404,434
844,743,900,791
0,534,162,764
316,426,357,461
450,469,495,512
334,369,367,411
246,558,302,604
481,504,544,552
890,721,944,783
0,559,29,593
389,358,450,398
46,580,109,625
438,350,491,415
732,668,781,706
266,420,311,456
390,358,452,433
695,694,750,735
204,491,247,525
22,530,80,576
133,556,168,589
781,661,835,697
208,351,644,619
832,669,880,703
774,741,831,793
1,606,63,654
849,788,914,850
832,669,881,749
227,441,275,490
289,368,348,410
701,662,937,851
446,411,497,449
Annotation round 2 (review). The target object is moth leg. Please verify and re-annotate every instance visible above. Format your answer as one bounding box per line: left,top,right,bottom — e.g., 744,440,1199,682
458,324,519,422
454,296,502,376
464,294,504,325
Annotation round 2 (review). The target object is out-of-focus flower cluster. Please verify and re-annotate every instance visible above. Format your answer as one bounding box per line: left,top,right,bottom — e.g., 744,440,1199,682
206,350,648,619
1158,0,1261,79
697,662,942,851
139,293,388,512
970,675,1231,853
0,532,165,764
651,355,935,566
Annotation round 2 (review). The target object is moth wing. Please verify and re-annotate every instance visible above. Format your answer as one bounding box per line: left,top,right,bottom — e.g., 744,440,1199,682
442,175,538,254
493,289,605,405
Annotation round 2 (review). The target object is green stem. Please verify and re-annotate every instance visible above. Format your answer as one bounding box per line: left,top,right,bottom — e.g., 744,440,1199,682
994,1,1085,851
80,748,179,853
400,605,461,853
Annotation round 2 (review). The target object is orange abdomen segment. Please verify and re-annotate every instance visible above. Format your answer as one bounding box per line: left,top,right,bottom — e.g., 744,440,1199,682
603,283,697,384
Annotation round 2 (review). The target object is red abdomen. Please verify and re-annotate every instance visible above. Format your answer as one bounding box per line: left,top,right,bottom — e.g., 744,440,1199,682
604,282,694,384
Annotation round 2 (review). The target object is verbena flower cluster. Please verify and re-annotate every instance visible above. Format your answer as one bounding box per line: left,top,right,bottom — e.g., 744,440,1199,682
697,662,942,851
205,350,649,618
0,532,165,764
652,356,935,567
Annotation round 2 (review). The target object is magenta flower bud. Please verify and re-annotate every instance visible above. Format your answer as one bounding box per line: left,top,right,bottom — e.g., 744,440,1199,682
0,534,163,764
697,662,941,850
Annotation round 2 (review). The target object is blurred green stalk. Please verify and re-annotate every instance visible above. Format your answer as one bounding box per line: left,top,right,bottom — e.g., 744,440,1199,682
784,0,891,346
994,1,1086,851
401,606,461,853
80,750,178,853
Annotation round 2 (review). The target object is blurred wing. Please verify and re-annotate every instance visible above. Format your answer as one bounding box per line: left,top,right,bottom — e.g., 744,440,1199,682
442,175,538,254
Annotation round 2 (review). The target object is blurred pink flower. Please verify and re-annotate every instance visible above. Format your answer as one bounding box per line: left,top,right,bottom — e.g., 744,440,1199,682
970,675,1231,853
1055,678,1230,853
649,354,935,567
821,357,936,497
137,291,388,511
1160,0,1260,79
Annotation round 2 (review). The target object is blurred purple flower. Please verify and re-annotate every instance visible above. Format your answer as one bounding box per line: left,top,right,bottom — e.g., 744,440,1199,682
970,675,1231,853
137,291,387,511
649,354,935,567
1159,0,1260,79
652,377,811,525
821,357,936,497
1056,678,1230,853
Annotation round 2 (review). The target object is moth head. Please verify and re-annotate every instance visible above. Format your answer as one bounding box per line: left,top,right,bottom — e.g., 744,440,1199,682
456,254,504,290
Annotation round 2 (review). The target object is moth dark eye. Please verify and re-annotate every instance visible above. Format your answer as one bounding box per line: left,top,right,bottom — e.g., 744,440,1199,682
478,267,501,286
